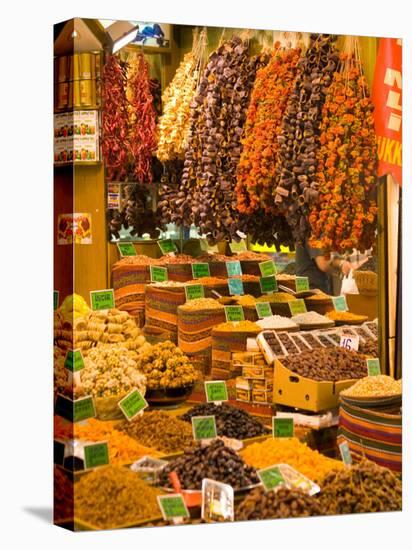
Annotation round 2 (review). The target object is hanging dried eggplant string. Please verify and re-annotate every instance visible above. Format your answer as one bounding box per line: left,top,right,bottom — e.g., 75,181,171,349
180,36,265,244
102,54,130,181
308,36,378,253
127,53,158,183
273,33,339,245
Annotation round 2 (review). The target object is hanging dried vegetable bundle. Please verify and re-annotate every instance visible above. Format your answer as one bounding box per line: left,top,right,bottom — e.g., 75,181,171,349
180,36,264,243
102,54,130,181
156,160,185,228
127,54,158,183
157,30,207,162
308,39,378,253
274,34,339,244
236,44,301,215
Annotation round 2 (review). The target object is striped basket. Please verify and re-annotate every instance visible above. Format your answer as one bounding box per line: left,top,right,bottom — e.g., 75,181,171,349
242,281,262,297
177,306,226,376
144,285,186,343
240,260,262,276
211,328,261,380
166,263,194,282
112,262,150,327
208,262,229,278
337,398,402,472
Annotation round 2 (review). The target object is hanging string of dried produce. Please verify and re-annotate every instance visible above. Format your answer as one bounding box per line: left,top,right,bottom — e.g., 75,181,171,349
308,37,378,253
157,29,207,162
102,54,130,181
126,53,158,183
156,160,185,229
274,34,339,244
180,35,266,243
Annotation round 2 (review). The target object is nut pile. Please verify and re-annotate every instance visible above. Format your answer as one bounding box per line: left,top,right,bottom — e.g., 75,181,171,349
281,348,367,381
318,459,402,514
180,403,269,439
236,487,324,520
74,466,163,529
157,439,259,490
134,341,198,389
256,293,294,303
119,410,194,454
179,298,224,310
341,375,402,398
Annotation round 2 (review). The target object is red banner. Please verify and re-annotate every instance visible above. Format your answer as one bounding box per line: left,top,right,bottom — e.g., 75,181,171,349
371,38,402,185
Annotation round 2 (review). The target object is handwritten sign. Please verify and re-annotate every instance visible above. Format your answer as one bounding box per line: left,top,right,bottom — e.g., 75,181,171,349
90,289,115,310
205,381,228,403
367,358,381,376
333,295,348,312
229,240,247,254
117,242,136,257
339,440,352,465
84,442,109,469
339,334,359,351
158,494,190,520
257,466,286,492
192,263,210,279
192,415,217,440
118,388,148,421
54,290,59,311
224,305,244,322
158,239,178,255
64,349,85,372
55,394,96,423
185,284,204,300
228,278,244,296
273,417,294,438
295,277,309,292
150,266,168,282
226,261,242,277
259,260,277,277
288,299,307,316
255,302,272,318
260,276,278,294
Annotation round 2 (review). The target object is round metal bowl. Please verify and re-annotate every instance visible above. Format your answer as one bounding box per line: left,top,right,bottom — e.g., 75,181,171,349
145,384,195,407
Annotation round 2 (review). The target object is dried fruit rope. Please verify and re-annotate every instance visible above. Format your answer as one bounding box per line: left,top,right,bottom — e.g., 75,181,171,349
102,54,129,181
308,41,378,253
127,54,158,183
274,34,339,243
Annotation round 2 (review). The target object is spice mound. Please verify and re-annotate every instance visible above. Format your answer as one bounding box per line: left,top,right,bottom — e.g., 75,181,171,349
341,375,402,398
214,321,261,333
256,315,298,330
135,341,198,389
281,348,367,381
78,345,147,398
180,403,269,440
236,486,324,520
319,459,402,514
186,277,228,285
157,439,259,490
119,411,194,454
291,311,332,325
256,293,294,303
74,466,163,529
325,311,366,322
240,438,343,483
179,298,223,311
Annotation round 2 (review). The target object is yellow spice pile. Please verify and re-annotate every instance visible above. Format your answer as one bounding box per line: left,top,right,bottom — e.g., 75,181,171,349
341,375,402,398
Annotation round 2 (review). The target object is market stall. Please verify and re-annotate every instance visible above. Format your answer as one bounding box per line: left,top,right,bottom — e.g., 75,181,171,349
53,18,402,531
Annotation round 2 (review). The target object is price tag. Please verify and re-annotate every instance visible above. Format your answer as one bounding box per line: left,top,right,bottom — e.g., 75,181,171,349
90,289,115,310
83,442,109,470
54,290,59,311
118,388,148,421
339,334,359,351
55,394,96,422
205,381,228,403
224,305,244,322
192,263,210,279
255,302,272,318
260,276,278,294
157,494,190,521
158,239,178,255
192,415,217,440
54,440,65,466
229,240,247,254
272,417,294,438
367,358,381,376
226,261,242,277
150,266,168,282
64,349,84,372
259,260,277,277
257,466,286,492
333,295,348,312
117,242,136,257
228,278,244,295
288,299,307,316
339,440,352,465
185,284,204,301
295,277,309,292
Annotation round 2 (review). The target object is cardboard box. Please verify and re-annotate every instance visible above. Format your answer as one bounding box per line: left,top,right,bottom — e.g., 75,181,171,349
252,379,273,391
236,388,252,402
273,359,359,413
346,294,377,321
252,389,273,404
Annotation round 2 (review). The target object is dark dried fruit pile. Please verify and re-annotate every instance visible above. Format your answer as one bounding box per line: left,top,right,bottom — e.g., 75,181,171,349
318,459,402,514
180,36,264,244
157,439,259,490
274,34,339,243
236,486,325,520
180,402,269,439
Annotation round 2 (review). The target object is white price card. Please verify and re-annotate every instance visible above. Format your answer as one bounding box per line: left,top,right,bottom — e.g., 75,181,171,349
339,334,359,351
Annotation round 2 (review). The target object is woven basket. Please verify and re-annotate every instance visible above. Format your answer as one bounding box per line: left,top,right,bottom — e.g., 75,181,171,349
242,281,262,297
144,285,186,342
240,260,262,276
112,262,150,326
166,263,194,282
211,327,261,380
305,299,334,315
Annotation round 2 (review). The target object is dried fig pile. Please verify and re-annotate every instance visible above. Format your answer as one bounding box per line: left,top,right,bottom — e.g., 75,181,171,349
180,36,264,243
274,34,339,244
308,45,378,253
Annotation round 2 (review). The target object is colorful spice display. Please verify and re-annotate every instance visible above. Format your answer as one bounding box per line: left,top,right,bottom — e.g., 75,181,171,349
74,466,163,528
213,320,261,332
240,437,343,483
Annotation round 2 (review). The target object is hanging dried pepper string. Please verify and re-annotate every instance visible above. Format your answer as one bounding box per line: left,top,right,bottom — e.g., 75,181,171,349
102,54,130,181
308,37,378,253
